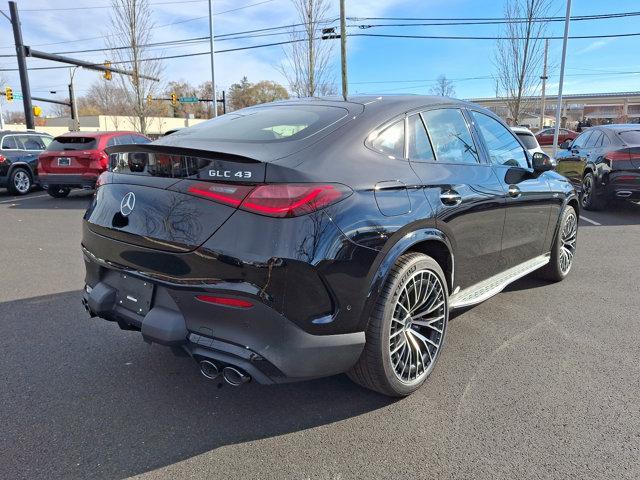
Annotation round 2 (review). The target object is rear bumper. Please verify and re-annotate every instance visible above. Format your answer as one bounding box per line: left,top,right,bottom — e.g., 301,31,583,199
0,175,7,188
82,248,365,384
39,173,98,189
603,172,640,200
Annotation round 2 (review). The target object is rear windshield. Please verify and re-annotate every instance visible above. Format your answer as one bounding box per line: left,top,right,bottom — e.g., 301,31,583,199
618,130,640,144
109,151,262,182
180,105,347,143
516,132,538,150
47,136,97,151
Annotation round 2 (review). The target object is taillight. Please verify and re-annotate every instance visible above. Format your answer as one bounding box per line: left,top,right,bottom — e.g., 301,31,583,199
90,151,109,169
604,151,630,162
0,154,6,165
187,182,351,218
187,183,254,207
195,295,253,308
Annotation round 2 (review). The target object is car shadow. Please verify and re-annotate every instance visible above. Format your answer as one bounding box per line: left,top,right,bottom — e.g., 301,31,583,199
578,200,640,227
0,291,395,479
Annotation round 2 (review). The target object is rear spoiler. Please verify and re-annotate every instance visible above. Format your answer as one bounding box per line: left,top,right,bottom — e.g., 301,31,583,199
105,143,262,164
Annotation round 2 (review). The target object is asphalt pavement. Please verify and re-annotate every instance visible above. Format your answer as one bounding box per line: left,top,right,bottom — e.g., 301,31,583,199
1,189,639,480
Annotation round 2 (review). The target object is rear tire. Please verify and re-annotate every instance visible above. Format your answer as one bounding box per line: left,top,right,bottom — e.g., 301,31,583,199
538,205,578,282
47,186,71,198
581,172,607,211
7,168,32,195
348,252,448,397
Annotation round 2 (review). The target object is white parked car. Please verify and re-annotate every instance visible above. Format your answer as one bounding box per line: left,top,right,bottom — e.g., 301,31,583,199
511,126,547,156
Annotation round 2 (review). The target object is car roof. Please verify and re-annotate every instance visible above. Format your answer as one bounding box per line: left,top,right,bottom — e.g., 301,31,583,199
598,124,640,131
511,126,534,134
0,130,52,136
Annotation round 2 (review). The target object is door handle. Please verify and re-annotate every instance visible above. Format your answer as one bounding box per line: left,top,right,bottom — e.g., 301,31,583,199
440,190,462,205
508,185,521,198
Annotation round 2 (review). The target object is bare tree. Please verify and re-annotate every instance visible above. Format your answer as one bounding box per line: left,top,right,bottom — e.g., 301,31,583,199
279,0,336,97
107,0,162,133
430,75,456,97
494,0,552,125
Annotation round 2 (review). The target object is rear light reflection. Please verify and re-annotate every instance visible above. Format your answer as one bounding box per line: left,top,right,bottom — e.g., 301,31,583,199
187,182,350,218
196,295,253,309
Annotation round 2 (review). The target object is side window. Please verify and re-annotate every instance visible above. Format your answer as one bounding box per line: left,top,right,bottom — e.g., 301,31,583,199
470,111,528,168
24,135,46,150
41,136,53,148
585,131,602,148
572,131,592,149
1,136,18,149
599,134,610,147
407,114,435,162
369,119,405,159
421,109,479,164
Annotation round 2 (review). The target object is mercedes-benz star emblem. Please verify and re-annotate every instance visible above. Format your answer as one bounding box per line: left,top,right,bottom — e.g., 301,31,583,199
120,192,136,217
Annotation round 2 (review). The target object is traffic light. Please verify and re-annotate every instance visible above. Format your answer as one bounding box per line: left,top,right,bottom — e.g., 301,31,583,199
146,94,152,105
5,86,13,102
32,105,42,117
103,61,112,81
170,93,177,106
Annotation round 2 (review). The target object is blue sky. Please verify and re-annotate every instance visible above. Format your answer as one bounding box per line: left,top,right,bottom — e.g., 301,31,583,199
1,0,639,114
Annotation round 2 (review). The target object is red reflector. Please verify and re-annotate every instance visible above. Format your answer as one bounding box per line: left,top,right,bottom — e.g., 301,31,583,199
240,184,346,218
196,295,253,308
616,175,636,181
187,183,254,207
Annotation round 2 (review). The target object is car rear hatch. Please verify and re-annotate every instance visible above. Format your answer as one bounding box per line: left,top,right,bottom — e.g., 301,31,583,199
39,136,105,174
85,145,268,253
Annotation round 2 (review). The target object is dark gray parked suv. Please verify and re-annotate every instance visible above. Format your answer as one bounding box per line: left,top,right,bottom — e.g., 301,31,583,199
0,130,53,195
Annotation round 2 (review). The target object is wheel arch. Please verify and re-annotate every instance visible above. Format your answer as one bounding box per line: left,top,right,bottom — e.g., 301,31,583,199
8,161,35,180
358,228,454,330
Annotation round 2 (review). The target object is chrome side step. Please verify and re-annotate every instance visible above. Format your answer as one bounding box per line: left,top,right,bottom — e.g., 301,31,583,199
449,254,550,309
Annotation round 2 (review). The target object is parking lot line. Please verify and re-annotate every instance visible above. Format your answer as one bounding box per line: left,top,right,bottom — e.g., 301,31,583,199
0,194,49,204
580,215,601,226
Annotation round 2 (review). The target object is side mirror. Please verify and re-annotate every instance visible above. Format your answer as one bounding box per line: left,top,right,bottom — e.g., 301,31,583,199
559,140,571,150
532,152,554,173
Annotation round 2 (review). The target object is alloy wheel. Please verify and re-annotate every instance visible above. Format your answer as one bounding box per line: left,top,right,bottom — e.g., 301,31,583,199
559,211,577,274
13,170,30,194
389,270,446,384
581,175,592,208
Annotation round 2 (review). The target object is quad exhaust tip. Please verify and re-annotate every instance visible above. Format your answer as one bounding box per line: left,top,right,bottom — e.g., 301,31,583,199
199,361,251,386
222,366,251,386
199,360,220,380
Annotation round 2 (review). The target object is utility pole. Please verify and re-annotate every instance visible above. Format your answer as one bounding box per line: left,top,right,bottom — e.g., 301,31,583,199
339,0,347,101
553,0,571,158
68,67,80,131
539,39,548,130
208,0,218,117
0,99,4,130
9,1,34,129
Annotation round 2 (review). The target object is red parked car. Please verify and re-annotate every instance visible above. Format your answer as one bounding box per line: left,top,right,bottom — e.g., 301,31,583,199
535,127,578,146
38,131,150,197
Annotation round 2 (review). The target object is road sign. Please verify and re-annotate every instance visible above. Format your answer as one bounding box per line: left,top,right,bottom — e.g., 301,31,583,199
179,96,199,103
14,92,23,100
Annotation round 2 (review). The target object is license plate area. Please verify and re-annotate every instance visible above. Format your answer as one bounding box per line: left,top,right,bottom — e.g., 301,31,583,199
57,157,71,166
113,273,154,315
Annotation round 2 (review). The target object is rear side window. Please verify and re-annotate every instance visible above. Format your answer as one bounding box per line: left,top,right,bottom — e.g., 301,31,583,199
369,119,405,159
422,109,479,164
585,131,602,148
47,136,97,151
1,136,19,149
471,111,528,168
572,131,592,149
408,114,435,162
184,105,347,143
515,132,538,150
599,134,610,147
132,135,150,144
619,130,640,144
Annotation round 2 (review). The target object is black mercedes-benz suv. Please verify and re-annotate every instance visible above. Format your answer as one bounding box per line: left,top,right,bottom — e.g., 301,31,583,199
82,96,579,396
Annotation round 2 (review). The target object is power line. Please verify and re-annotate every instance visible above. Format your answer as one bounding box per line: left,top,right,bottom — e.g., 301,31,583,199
17,0,211,11
347,11,640,23
350,31,640,41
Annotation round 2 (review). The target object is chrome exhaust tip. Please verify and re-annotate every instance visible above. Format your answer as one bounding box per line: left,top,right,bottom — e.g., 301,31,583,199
199,360,220,380
222,366,250,386
616,191,632,198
